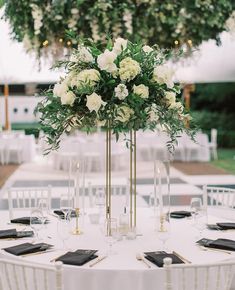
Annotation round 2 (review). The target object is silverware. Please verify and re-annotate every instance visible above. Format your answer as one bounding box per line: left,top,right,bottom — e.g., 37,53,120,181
172,251,192,264
136,253,151,268
197,245,231,255
89,256,107,267
22,249,55,257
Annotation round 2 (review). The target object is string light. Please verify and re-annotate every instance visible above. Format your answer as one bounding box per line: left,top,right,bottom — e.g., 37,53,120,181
187,39,192,46
59,38,63,43
42,40,49,46
174,40,179,45
67,41,72,46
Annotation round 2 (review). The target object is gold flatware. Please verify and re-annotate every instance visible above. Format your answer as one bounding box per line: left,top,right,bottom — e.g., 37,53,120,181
136,253,151,268
172,251,192,264
197,245,231,255
22,249,55,257
89,256,107,267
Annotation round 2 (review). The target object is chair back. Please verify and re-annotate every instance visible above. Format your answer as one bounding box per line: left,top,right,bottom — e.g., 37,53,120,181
8,186,51,220
0,258,63,290
203,185,235,208
163,258,235,290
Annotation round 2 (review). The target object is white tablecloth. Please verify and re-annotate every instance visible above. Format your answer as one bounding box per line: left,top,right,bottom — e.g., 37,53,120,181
0,207,235,290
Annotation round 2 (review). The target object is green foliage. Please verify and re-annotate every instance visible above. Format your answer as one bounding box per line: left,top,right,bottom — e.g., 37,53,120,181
36,39,195,153
2,0,234,59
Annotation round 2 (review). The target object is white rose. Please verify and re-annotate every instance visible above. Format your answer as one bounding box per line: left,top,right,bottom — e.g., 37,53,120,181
153,65,174,88
53,82,68,97
113,38,128,55
119,57,141,82
97,49,117,73
86,93,106,113
116,105,134,123
114,84,128,100
142,45,153,53
133,84,149,99
61,91,76,106
165,92,176,107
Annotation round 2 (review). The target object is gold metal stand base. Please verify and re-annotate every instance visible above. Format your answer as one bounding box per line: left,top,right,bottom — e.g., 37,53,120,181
72,228,83,235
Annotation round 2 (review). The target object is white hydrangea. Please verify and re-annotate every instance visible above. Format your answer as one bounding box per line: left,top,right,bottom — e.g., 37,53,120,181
97,49,117,73
226,11,235,36
53,82,68,98
86,93,106,113
165,92,176,107
70,69,100,88
133,84,149,99
142,45,153,53
171,101,184,112
116,105,134,123
113,38,128,55
153,65,174,88
70,46,93,63
119,57,141,82
114,84,129,100
61,91,76,106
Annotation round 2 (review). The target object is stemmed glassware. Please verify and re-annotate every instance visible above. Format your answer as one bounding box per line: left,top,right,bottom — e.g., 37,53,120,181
57,213,71,249
190,197,207,238
30,208,44,241
100,218,118,255
60,194,73,219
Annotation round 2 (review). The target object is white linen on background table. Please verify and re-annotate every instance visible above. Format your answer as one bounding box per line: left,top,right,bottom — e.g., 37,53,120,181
0,207,235,290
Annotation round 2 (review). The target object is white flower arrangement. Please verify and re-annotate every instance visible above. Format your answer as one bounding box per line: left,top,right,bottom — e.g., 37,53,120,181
37,38,195,152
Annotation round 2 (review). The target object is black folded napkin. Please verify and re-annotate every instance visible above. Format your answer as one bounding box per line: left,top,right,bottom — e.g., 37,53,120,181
0,229,34,239
54,210,77,218
144,251,184,267
3,242,53,256
197,238,235,251
11,217,40,225
0,229,17,239
56,249,98,266
216,223,235,230
170,211,192,219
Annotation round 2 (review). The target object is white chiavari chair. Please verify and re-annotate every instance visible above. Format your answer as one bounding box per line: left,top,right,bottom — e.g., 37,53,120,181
163,257,235,290
8,186,52,220
203,185,235,208
0,258,63,290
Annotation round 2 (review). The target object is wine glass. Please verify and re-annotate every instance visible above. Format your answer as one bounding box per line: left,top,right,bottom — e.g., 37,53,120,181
100,218,118,255
95,188,106,217
57,214,71,249
156,213,171,251
30,208,44,241
60,194,73,219
190,197,203,223
37,198,49,227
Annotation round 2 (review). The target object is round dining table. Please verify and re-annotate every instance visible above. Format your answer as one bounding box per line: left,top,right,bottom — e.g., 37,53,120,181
0,207,235,290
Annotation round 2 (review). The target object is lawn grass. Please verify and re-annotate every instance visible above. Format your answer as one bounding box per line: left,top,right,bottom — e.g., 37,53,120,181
211,148,235,174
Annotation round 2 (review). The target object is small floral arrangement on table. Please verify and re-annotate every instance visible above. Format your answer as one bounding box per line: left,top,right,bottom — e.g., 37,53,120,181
37,37,194,153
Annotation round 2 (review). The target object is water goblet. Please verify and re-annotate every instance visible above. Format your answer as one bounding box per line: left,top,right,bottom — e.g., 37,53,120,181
60,194,73,219
30,208,44,241
100,218,118,255
57,214,71,249
190,197,203,223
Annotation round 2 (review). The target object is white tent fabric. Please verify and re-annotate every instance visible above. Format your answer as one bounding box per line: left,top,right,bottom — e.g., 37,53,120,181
174,32,235,83
0,6,235,84
0,9,61,84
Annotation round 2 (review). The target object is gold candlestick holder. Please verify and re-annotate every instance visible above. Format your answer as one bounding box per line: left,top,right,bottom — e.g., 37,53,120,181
72,208,82,235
